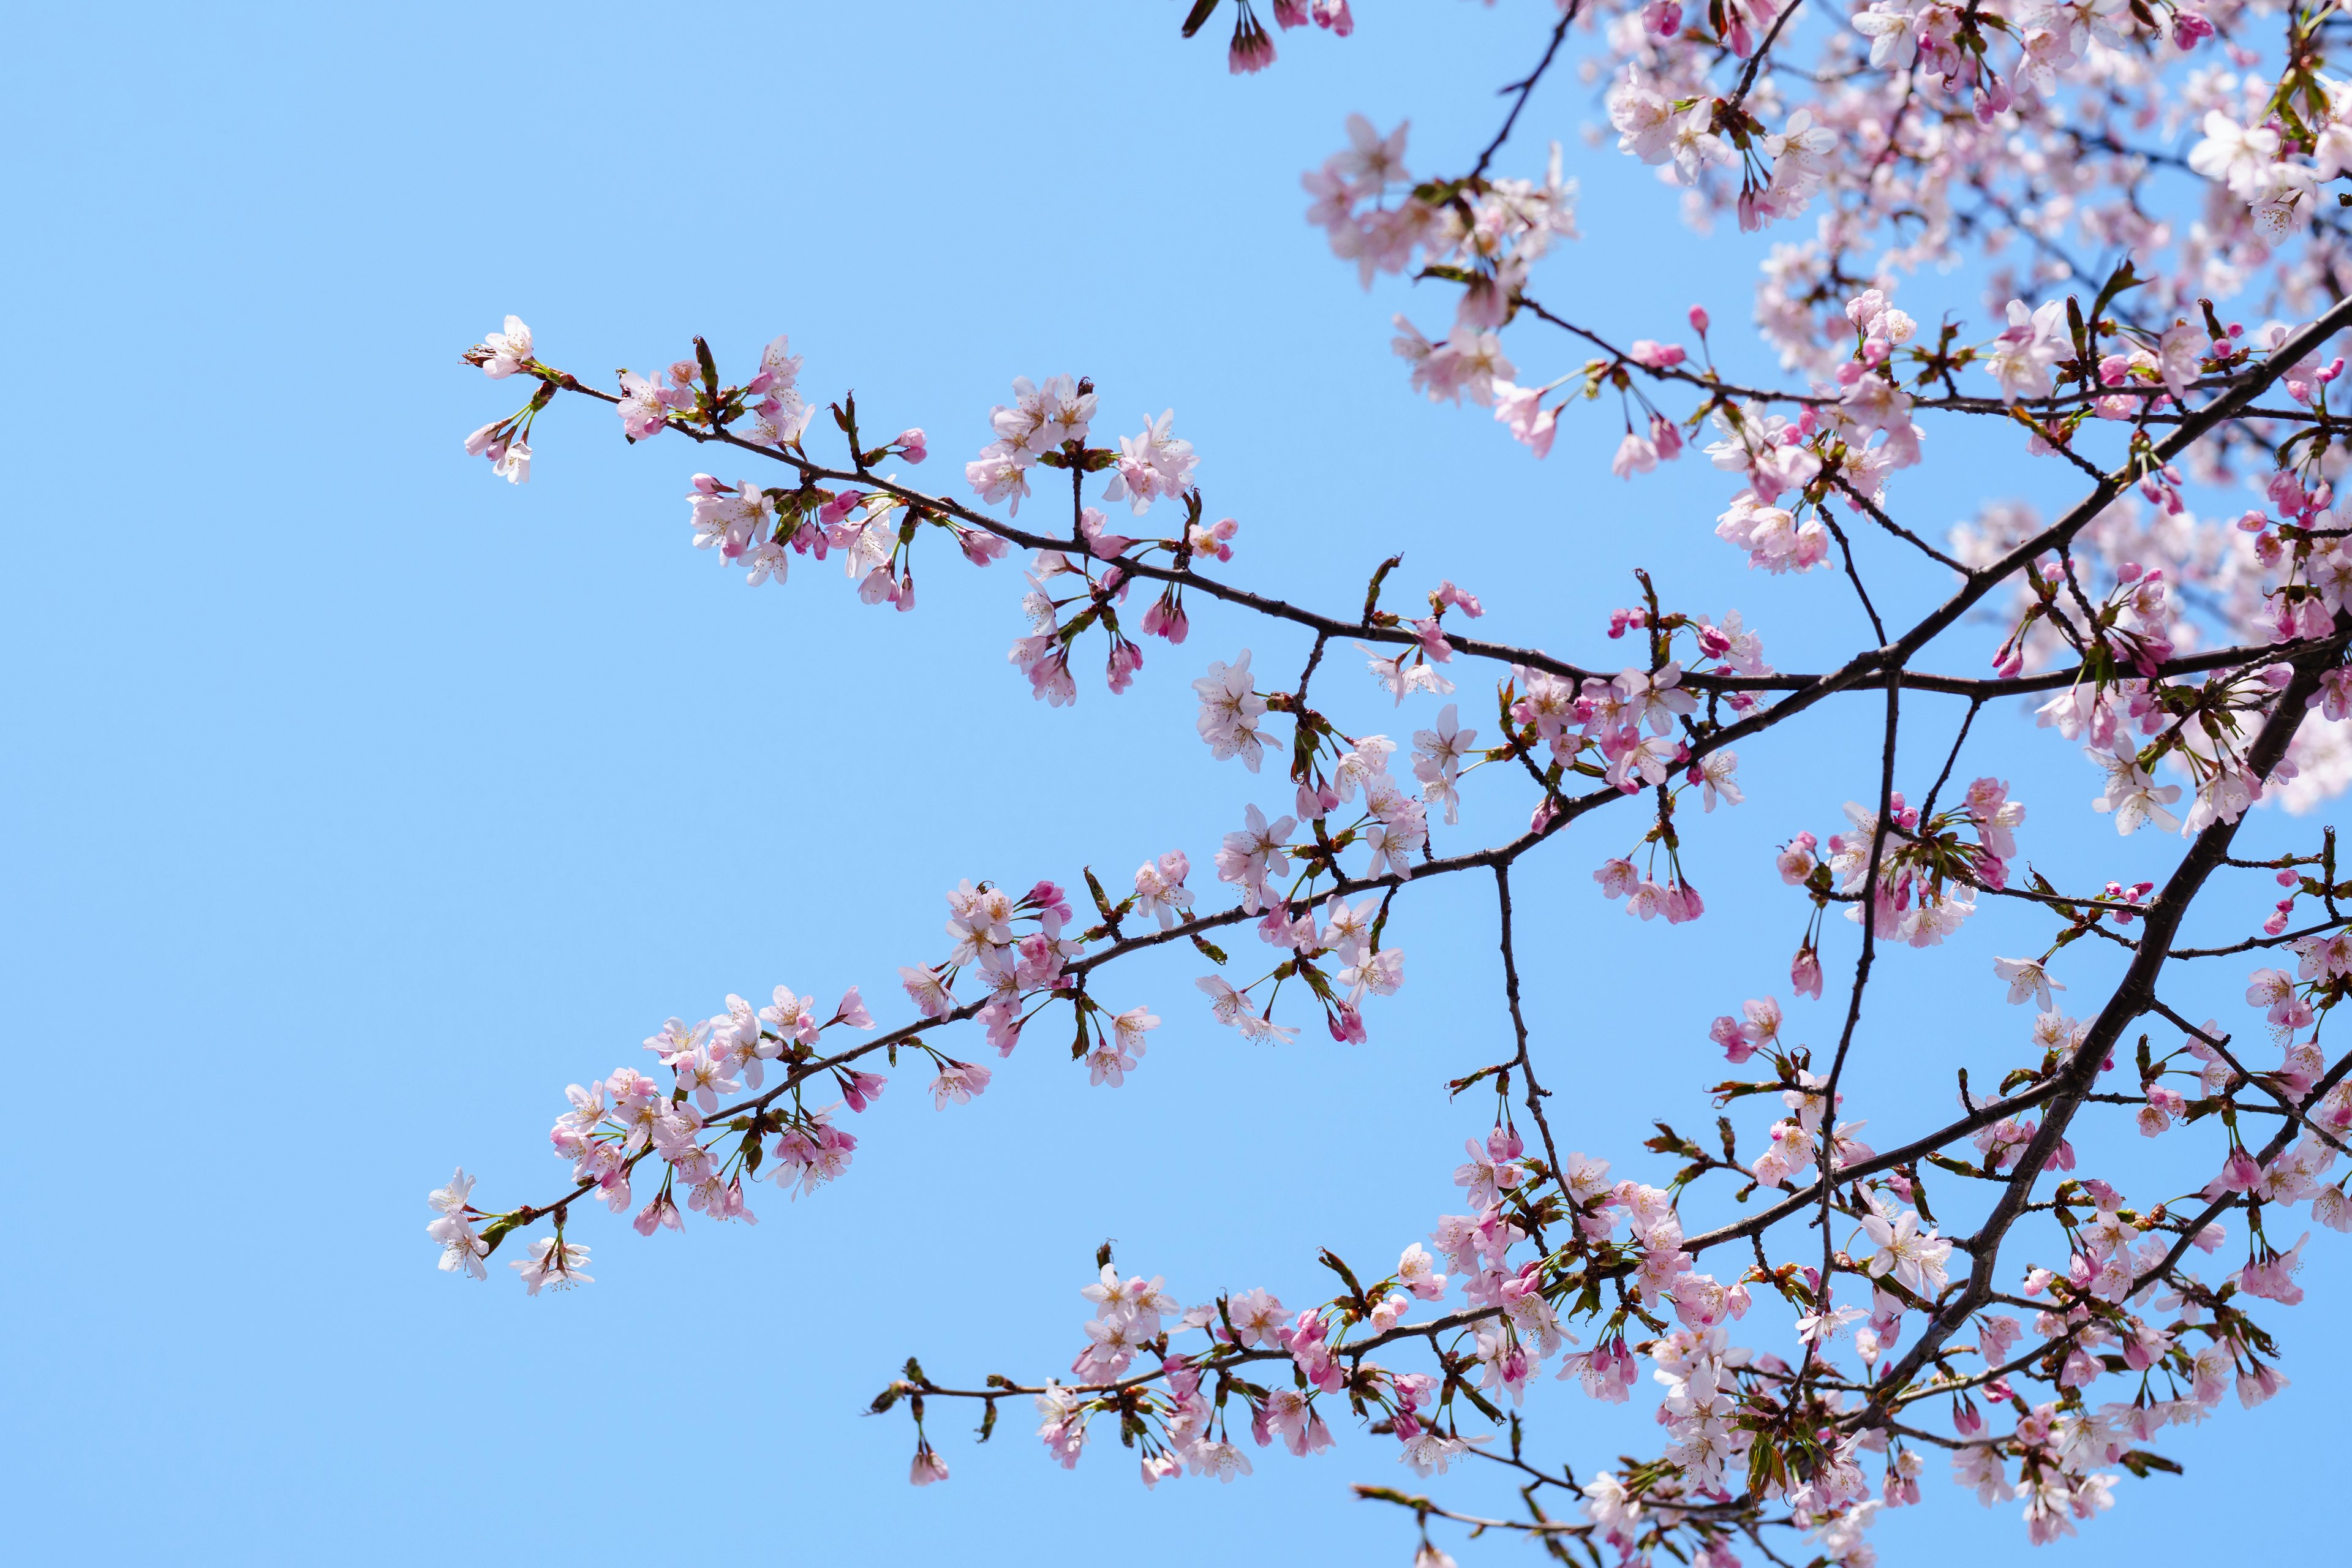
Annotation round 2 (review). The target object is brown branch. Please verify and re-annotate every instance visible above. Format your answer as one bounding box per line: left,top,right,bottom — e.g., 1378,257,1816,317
1494,862,1563,1180
1865,641,2339,1414
1469,2,1583,181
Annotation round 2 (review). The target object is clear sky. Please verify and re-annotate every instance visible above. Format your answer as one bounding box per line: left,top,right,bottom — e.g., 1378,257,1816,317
4,3,2341,1564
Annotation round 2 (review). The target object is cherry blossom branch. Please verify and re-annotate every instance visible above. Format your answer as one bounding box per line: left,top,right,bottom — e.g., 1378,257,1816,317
521,363,2352,709
1813,669,1902,1295
1492,862,1563,1180
1679,1077,2071,1256
1469,1,1582,182
1514,295,2324,421
1864,646,2338,1415
2167,917,2352,959
435,12,2352,1552
896,1300,1518,1403
1352,1489,1595,1538
1825,472,1969,574
1728,0,1806,105
2130,1042,2352,1295
2144,997,2352,1159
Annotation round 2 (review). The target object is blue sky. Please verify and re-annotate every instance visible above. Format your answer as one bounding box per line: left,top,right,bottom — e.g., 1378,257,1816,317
4,3,2341,1563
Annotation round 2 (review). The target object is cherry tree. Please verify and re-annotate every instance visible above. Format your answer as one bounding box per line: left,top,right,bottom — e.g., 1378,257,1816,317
435,1,2352,1561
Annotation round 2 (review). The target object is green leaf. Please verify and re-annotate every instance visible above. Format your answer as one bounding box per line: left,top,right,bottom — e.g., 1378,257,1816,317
1645,1121,1703,1159
1084,866,1119,922
1448,1065,1501,1099
474,1213,521,1257
1453,1378,1505,1424
1317,1248,1371,1311
1362,553,1404,624
2089,259,2145,331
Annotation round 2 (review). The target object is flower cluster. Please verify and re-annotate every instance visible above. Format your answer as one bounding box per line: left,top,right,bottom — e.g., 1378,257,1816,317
439,6,2352,1562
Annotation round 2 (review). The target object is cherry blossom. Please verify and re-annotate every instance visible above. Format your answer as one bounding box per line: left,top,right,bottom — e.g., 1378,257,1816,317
437,7,2352,1561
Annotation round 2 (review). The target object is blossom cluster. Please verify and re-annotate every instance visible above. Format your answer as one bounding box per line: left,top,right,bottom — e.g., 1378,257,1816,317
435,4,2352,1562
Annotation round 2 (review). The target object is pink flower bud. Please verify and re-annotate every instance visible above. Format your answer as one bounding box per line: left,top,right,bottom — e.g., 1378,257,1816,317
1649,414,1683,461
1792,946,1824,1000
